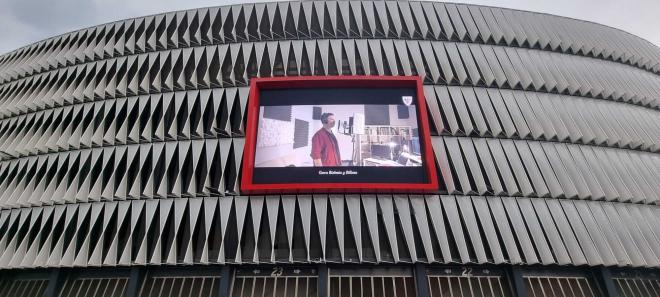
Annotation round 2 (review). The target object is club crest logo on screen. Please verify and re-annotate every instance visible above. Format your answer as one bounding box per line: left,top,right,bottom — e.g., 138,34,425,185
402,96,413,106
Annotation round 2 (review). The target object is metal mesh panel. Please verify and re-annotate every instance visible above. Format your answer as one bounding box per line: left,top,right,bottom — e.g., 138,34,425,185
328,267,415,297
139,275,220,297
427,267,513,297
524,273,602,297
615,278,660,297
231,267,317,297
58,277,128,297
613,271,660,297
0,278,48,297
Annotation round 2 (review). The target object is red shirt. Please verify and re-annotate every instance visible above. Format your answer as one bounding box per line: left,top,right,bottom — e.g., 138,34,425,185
310,128,341,166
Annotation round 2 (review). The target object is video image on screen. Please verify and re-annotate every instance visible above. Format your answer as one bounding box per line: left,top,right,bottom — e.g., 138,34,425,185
247,86,432,185
255,104,422,168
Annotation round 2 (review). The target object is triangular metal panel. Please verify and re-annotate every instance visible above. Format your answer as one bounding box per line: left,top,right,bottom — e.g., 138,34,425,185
233,196,249,262
201,197,218,263
313,195,328,260
329,194,345,261
297,195,312,261
217,196,233,263
544,199,589,266
361,195,380,262
517,198,555,265
393,195,417,262
345,194,362,262
440,195,471,263
410,195,435,263
377,195,399,262
249,196,264,263
266,195,279,262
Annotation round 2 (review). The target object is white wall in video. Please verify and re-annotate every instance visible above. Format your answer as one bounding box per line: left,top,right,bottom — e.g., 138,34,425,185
255,104,422,167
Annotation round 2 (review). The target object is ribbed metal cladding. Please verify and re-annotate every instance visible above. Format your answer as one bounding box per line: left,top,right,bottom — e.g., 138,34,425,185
1,0,660,271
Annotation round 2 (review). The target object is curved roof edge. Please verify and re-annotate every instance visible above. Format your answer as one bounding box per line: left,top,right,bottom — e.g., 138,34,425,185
1,0,658,57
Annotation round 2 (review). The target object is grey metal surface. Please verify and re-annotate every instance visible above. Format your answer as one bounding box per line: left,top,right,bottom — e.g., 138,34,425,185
0,195,660,268
0,0,659,271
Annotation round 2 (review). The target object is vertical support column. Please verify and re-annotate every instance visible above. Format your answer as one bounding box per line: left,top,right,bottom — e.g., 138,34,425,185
507,266,528,297
318,264,328,297
593,267,618,297
218,265,234,297
414,263,430,297
42,268,66,297
125,267,147,297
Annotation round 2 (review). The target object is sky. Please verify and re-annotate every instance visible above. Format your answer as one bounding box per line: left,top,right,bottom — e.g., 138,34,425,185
1,0,659,55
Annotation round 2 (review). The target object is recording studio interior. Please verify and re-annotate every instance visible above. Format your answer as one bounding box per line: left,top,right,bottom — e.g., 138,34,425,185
254,104,422,167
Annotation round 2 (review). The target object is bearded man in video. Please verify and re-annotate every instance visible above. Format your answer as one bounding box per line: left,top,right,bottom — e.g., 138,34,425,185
310,113,342,166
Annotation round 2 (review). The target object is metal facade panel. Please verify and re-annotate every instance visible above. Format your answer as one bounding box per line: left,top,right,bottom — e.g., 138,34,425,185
540,142,579,199
394,194,417,262
456,196,487,263
410,195,434,262
559,199,604,265
470,46,497,87
573,200,618,266
500,139,535,196
361,195,380,262
472,138,504,195
615,204,660,266
499,90,531,138
460,87,488,135
485,89,516,137
425,195,452,263
430,136,456,194
422,85,446,134
434,86,461,134
513,140,550,197
517,198,554,265
0,1,659,271
486,138,520,195
601,202,647,266
530,198,571,265
444,136,474,194
587,201,631,265
473,88,503,136
501,197,539,264
457,137,487,195
440,195,471,263
545,199,588,265
471,196,505,263
377,195,399,262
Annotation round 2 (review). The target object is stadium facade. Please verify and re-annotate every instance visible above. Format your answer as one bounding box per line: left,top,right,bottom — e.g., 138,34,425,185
1,1,660,296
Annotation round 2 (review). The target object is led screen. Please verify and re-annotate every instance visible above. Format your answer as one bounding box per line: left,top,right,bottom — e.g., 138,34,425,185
251,87,428,184
241,76,439,193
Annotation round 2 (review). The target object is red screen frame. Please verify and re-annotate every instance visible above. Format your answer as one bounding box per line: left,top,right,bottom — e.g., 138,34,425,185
241,76,439,194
